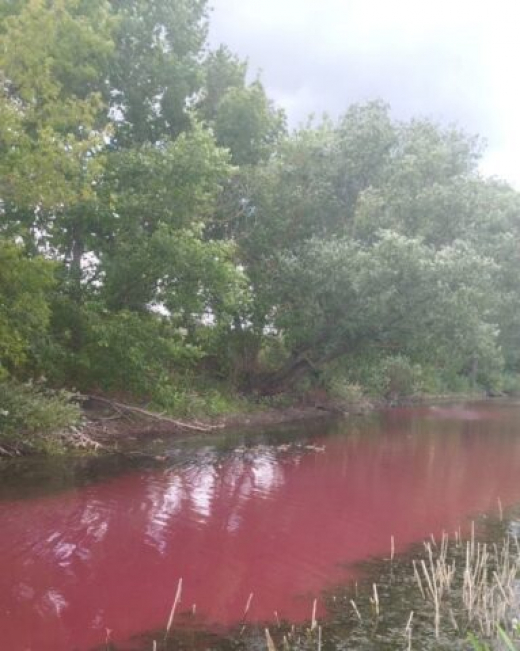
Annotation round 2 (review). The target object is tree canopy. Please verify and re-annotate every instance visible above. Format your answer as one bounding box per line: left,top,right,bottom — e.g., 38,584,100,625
1,0,520,428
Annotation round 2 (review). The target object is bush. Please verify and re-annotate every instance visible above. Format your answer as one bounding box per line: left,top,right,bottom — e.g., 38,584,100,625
500,372,520,396
46,303,203,398
151,379,249,418
331,353,424,400
0,381,81,452
326,376,365,404
379,355,424,399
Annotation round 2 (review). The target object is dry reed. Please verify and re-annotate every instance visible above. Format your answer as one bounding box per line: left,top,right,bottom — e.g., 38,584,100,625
265,628,277,651
310,598,318,631
164,577,183,641
413,528,520,640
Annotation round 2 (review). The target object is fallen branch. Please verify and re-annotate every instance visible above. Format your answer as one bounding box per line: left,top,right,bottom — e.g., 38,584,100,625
64,427,106,451
85,395,220,433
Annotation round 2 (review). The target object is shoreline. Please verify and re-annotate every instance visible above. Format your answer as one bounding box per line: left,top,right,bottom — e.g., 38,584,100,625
82,401,355,447
0,390,492,457
82,390,489,449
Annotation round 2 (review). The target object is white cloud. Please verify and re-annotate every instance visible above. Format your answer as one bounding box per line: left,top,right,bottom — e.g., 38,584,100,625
209,0,520,187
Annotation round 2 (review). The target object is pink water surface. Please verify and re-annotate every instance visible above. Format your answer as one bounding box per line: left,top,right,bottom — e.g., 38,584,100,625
2,402,520,650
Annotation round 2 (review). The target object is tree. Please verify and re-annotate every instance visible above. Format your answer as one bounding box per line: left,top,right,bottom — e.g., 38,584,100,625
212,82,286,165
109,0,209,145
265,232,500,390
224,105,512,391
0,0,248,396
197,45,247,122
0,0,111,209
0,240,55,379
0,0,113,306
96,123,240,316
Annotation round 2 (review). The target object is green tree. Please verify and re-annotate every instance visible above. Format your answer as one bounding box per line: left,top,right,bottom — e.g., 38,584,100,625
212,82,286,165
0,240,56,379
198,45,247,122
266,232,500,390
109,0,209,145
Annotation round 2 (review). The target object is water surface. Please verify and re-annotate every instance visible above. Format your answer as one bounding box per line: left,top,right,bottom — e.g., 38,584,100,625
1,401,520,650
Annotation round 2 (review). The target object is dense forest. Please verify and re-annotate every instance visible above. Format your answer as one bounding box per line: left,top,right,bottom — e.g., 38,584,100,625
1,0,520,450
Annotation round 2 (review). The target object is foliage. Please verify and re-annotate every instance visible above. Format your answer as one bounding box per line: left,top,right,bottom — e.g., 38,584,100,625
272,232,499,381
97,124,242,316
0,240,56,379
324,376,365,404
212,82,286,165
44,304,202,396
376,355,424,399
151,380,249,418
501,373,520,396
468,625,520,651
0,381,81,452
2,0,520,446
109,0,209,144
0,0,112,211
197,45,247,122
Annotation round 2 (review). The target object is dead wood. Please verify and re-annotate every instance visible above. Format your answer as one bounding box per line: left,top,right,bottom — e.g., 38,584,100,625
85,395,220,433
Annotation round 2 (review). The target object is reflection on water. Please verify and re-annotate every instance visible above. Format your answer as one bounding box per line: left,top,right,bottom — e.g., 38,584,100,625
1,401,520,650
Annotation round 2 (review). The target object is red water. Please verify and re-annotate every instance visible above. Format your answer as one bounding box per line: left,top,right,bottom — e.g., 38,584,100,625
2,402,520,650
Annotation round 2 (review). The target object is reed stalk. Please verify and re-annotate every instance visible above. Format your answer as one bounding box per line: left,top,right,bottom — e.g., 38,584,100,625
372,583,380,617
311,598,318,631
350,599,362,622
265,628,277,651
164,577,183,641
415,530,520,641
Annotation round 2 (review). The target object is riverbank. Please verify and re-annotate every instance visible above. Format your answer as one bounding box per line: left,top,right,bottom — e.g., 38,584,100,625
81,389,492,448
1,384,493,457
80,394,373,448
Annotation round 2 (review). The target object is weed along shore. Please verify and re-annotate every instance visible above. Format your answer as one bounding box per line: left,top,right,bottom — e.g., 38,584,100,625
0,389,356,457
256,523,520,651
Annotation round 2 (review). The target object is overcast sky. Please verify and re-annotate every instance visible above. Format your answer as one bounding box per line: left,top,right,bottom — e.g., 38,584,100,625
208,0,520,187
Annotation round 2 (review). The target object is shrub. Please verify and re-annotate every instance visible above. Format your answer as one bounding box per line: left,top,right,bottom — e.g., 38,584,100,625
501,372,520,396
326,376,365,404
151,379,249,418
379,355,424,399
331,353,424,400
46,303,203,398
0,381,81,452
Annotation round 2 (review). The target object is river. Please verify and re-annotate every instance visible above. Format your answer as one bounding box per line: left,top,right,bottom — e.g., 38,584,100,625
1,400,520,650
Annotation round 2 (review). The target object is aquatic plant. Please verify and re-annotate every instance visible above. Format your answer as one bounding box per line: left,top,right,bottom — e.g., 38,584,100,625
414,527,520,640
469,625,520,650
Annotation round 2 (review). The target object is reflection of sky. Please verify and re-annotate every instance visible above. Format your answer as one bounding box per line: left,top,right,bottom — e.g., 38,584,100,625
251,452,284,496
79,503,109,543
191,468,215,519
143,447,286,551
145,473,183,553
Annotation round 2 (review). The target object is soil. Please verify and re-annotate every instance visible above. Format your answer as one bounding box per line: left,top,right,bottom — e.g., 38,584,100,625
81,397,373,447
